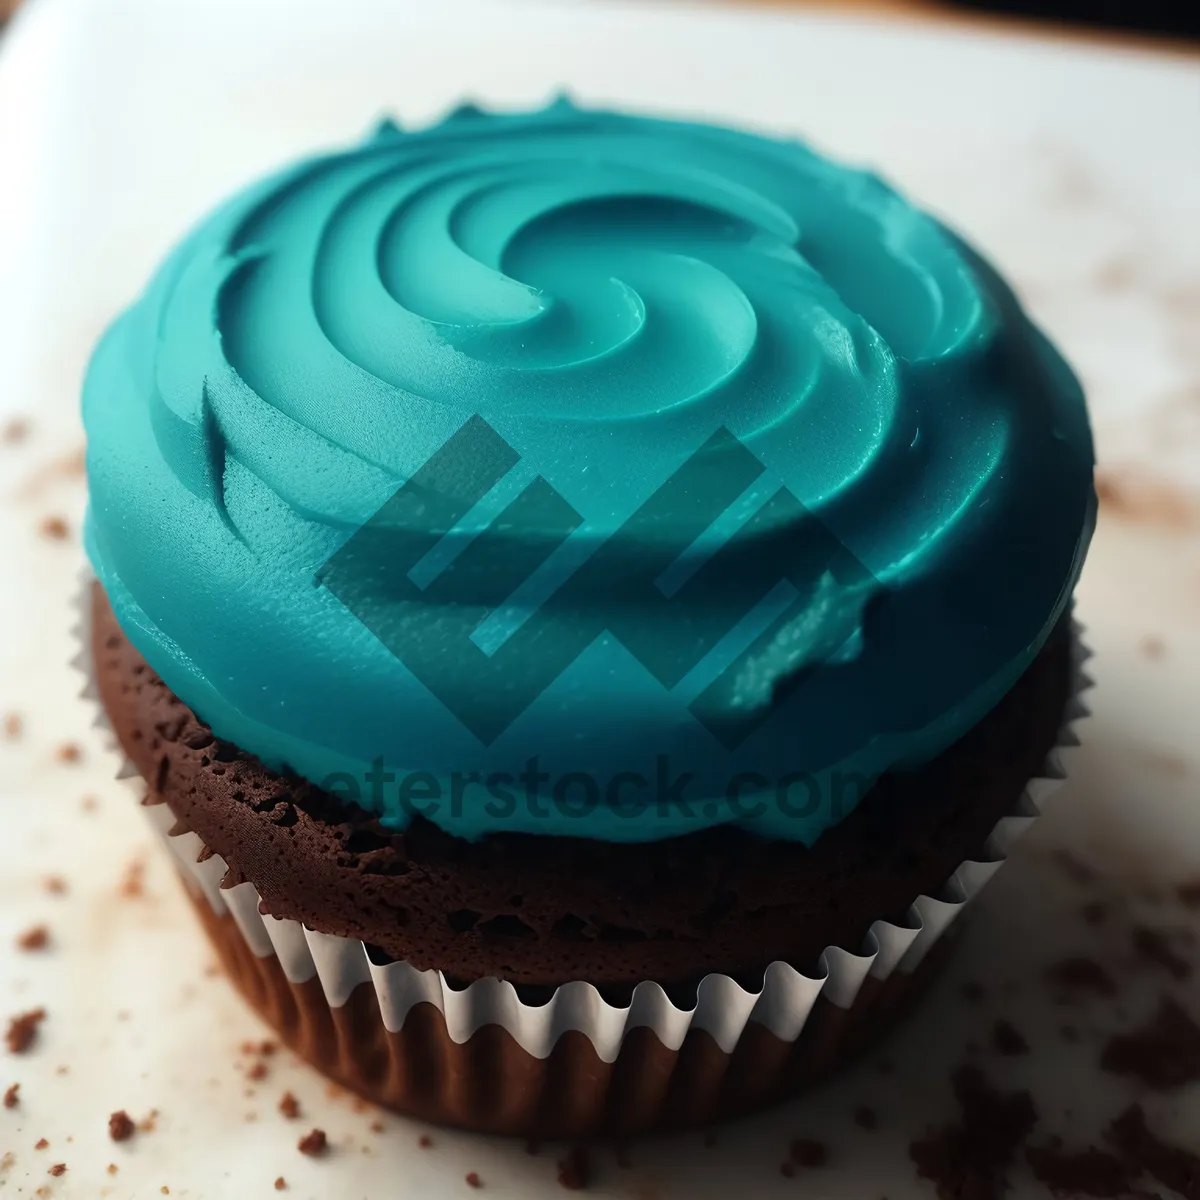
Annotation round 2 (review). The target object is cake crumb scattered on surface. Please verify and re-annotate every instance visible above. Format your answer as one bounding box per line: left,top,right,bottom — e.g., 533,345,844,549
274,1178,287,1191
417,1134,433,1149
992,1020,1030,1057
259,1040,277,1056
1101,997,1200,1088
16,926,49,952
465,1171,483,1189
39,516,70,541
909,1066,1037,1200
278,1092,300,1119
6,1008,47,1054
2,712,21,741
3,1084,18,1108
48,1163,66,1176
1046,956,1116,996
108,1111,135,1142
1132,926,1192,980
0,1151,14,1171
1138,633,1166,659
1026,1142,1134,1195
789,1138,828,1168
137,1109,159,1134
81,794,99,812
854,1106,879,1131
35,1138,48,1150
297,1129,327,1157
1108,1102,1200,1197
370,1120,384,1134
557,1147,590,1190
55,742,82,765
106,1163,118,1175
160,1186,169,1194
43,877,66,895
1,417,29,444
119,860,146,898
247,1061,268,1081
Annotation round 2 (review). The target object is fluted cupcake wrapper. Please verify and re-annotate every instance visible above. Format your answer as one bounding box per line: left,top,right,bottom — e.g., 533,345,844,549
73,571,1092,1133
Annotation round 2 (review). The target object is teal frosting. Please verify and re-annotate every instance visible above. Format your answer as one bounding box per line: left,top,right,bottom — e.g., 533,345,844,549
83,98,1094,844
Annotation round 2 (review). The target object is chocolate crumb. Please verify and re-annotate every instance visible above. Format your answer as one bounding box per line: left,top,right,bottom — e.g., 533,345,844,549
1132,927,1192,981
1027,1142,1136,1196
108,1111,135,1142
557,1146,590,1190
297,1129,327,1157
107,1163,118,1175
39,516,69,542
854,1106,879,1131
789,1138,829,1168
118,860,146,898
418,1134,433,1149
6,1008,46,1054
274,1178,286,1192
35,1138,48,1150
992,1020,1030,1057
1046,956,1116,996
43,877,66,895
909,1066,1037,1200
48,1163,65,1176
2,713,21,740
54,742,81,764
247,1061,268,1081
259,1040,277,1056
1108,1103,1200,1198
16,926,48,952
1102,998,1200,1089
3,1084,18,1108
465,1171,483,1188
278,1092,300,1120
1138,633,1166,659
1,417,30,444
370,1121,384,1134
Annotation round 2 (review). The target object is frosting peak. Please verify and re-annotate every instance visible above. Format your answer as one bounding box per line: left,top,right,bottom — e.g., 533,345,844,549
84,100,1094,843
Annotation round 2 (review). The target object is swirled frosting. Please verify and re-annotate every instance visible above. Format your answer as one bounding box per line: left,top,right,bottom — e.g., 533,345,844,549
84,99,1094,844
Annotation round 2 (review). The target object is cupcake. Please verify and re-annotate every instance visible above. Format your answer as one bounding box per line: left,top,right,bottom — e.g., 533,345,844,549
84,99,1094,1136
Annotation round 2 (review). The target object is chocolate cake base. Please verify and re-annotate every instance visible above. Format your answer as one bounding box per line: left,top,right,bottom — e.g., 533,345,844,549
92,582,1073,992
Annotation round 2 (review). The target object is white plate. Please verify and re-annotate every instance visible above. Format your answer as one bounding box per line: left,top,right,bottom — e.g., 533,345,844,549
1,2,1198,1197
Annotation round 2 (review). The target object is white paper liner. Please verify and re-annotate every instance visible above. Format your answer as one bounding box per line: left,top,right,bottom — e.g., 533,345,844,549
74,572,1092,1062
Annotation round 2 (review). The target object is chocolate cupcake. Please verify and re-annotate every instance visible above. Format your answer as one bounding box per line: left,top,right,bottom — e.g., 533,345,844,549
83,99,1095,1136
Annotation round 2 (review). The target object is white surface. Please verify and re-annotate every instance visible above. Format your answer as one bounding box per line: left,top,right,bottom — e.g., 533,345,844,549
1,1,1198,1197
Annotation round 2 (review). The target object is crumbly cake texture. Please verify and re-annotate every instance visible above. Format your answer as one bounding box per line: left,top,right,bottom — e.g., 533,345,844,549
93,582,1072,991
